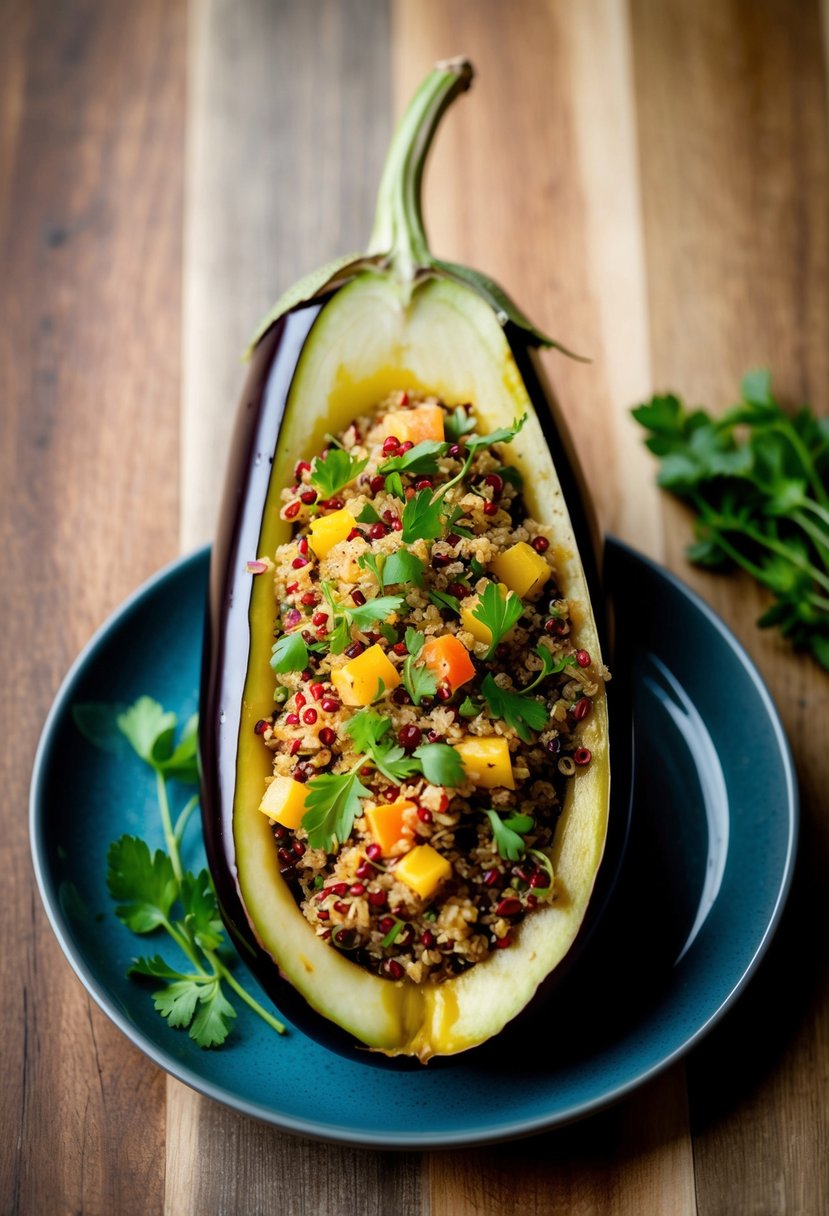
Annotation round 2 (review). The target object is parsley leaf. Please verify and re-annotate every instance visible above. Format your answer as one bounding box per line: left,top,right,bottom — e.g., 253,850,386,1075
180,869,225,952
117,697,176,768
404,627,424,655
429,589,462,616
357,503,381,524
480,674,549,743
382,548,426,587
402,630,437,705
379,439,448,476
309,448,368,498
472,582,524,657
270,631,309,673
412,743,466,787
303,771,370,851
106,836,177,933
444,405,476,441
401,488,444,543
486,810,534,861
465,413,528,452
348,594,405,629
189,980,238,1048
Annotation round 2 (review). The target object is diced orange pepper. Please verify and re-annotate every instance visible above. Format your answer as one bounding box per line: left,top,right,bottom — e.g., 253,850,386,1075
364,799,415,857
258,776,309,830
394,844,452,899
421,634,476,691
330,644,401,706
382,404,445,445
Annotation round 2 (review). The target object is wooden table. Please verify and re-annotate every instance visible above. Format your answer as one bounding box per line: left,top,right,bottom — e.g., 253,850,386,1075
3,1,827,1211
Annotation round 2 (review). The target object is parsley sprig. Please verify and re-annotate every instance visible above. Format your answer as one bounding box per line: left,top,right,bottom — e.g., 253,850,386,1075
321,582,405,653
472,581,524,658
309,447,368,498
485,810,535,861
73,696,285,1048
480,647,576,742
633,370,829,669
402,627,438,705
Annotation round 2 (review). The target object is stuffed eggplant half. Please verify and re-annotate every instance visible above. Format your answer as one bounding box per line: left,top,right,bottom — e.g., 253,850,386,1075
200,59,612,1062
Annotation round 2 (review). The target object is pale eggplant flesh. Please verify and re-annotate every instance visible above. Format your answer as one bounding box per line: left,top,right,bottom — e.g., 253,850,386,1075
199,59,625,1062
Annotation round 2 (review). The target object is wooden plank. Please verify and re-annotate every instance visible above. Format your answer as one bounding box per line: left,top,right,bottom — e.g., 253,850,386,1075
630,1,829,1213
173,3,424,1212
0,0,186,1212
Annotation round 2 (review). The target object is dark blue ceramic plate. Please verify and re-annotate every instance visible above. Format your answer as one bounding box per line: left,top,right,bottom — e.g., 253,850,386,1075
30,541,797,1148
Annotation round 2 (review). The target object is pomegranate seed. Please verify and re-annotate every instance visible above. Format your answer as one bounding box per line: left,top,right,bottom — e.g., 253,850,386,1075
370,474,385,494
368,522,388,540
297,537,309,556
400,392,409,406
417,807,433,824
300,489,317,505
398,724,422,751
300,590,318,606
317,909,330,921
351,589,366,606
285,712,299,725
319,727,336,747
383,785,400,802
437,792,449,813
292,840,305,857
447,583,467,599
495,935,513,949
344,641,364,659
436,686,452,703
447,443,461,458
378,915,396,934
289,739,301,755
546,737,561,756
532,535,550,554
382,435,400,455
302,708,318,725
284,608,301,628
320,696,340,713
312,611,327,627
529,871,548,888
431,552,451,568
309,682,325,701
301,629,313,642
573,747,592,766
366,843,383,862
350,882,366,897
386,960,404,979
414,477,433,491
400,441,414,453
286,581,299,594
355,861,373,879
328,498,344,511
293,764,310,783
576,649,591,668
392,641,407,656
526,894,539,909
292,556,309,569
484,473,504,497
330,883,348,896
483,869,500,887
272,824,287,840
421,930,435,947
368,889,386,907
445,533,461,547
496,898,523,917
334,900,349,914
295,692,306,709
294,460,311,479
426,730,442,743
301,668,313,680
278,847,293,866
284,501,301,519
483,501,498,516
571,697,592,722
392,519,403,532
544,617,567,636
253,719,269,735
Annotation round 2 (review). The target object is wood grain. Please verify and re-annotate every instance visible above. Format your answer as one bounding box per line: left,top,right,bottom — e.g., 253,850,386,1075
0,0,186,1212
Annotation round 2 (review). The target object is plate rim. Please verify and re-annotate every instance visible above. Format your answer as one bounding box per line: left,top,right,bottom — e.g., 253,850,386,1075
29,540,799,1148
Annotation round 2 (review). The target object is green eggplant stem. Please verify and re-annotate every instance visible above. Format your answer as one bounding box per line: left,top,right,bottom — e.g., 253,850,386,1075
368,57,473,284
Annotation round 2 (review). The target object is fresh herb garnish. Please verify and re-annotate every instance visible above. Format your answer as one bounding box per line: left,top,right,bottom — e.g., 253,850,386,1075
343,709,420,783
357,552,384,584
270,631,309,674
465,413,527,453
309,448,368,498
382,548,426,587
303,769,371,851
378,439,448,476
357,503,381,524
485,810,534,861
444,405,476,441
480,676,549,743
632,370,829,669
322,581,404,650
402,629,438,705
73,696,285,1048
381,918,406,948
472,582,524,657
458,695,480,718
429,588,462,616
401,488,445,543
412,743,466,787
442,504,474,538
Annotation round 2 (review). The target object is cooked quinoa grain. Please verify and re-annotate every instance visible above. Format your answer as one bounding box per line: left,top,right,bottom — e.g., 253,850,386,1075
254,393,606,984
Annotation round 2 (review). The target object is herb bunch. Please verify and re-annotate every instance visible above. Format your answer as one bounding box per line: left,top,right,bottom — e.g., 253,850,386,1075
73,696,285,1048
632,370,829,669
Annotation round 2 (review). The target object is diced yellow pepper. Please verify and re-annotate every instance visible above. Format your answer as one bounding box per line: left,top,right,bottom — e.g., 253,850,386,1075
308,507,357,559
489,540,551,599
394,844,452,900
460,582,509,645
365,799,415,857
330,643,401,706
383,404,445,445
454,736,515,789
258,775,309,830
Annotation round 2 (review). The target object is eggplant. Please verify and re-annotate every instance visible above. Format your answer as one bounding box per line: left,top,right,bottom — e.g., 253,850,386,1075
200,59,615,1062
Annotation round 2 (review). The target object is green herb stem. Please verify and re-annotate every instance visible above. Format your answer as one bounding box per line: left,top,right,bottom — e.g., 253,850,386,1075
791,510,829,568
174,794,200,847
156,770,184,885
206,950,287,1035
697,498,829,595
772,420,829,512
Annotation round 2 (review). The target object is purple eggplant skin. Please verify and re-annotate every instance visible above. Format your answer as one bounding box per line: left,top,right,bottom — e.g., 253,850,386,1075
197,300,632,1066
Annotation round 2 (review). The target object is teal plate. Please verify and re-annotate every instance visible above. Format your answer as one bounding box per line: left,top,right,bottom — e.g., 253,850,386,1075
30,540,797,1148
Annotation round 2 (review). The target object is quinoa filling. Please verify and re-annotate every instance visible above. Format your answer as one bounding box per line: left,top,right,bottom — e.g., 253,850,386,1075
251,393,605,984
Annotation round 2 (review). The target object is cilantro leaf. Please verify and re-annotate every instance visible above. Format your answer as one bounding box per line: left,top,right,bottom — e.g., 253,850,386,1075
401,489,444,543
444,406,476,441
309,448,368,498
117,697,177,767
348,594,405,629
180,869,224,952
480,674,549,743
382,548,426,587
270,631,309,674
429,589,461,616
459,695,480,718
412,743,465,787
465,413,527,452
128,955,184,981
486,810,533,861
379,440,448,475
106,836,177,933
343,707,392,755
471,582,524,657
189,980,237,1048
403,655,438,706
303,771,370,851
404,627,424,656
160,714,200,783
151,978,203,1029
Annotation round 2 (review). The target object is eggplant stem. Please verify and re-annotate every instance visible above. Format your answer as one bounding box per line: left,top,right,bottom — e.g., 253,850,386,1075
368,58,473,283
